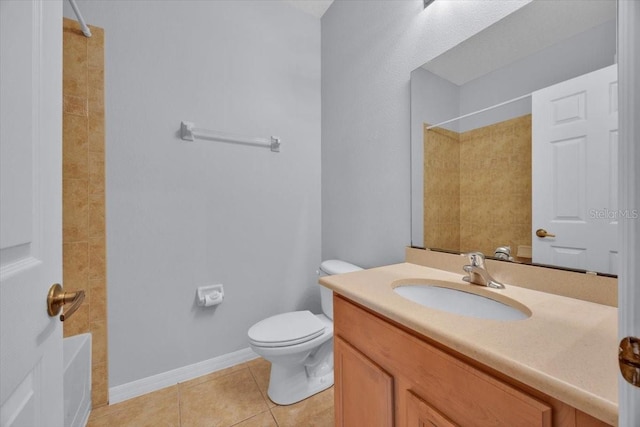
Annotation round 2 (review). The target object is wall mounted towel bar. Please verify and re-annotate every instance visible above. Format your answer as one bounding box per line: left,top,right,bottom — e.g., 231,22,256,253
180,121,281,152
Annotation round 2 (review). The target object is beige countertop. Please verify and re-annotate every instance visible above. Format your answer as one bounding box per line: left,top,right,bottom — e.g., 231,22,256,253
320,262,618,425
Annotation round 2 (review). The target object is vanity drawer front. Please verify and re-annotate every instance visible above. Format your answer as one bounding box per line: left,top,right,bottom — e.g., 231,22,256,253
406,390,458,427
334,295,552,427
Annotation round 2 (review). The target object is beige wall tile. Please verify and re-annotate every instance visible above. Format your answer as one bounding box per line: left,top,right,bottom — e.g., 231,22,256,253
87,26,105,70
63,242,89,287
442,196,460,224
90,319,108,366
88,115,105,153
88,68,105,115
63,178,89,243
491,198,515,226
88,151,105,195
441,175,459,198
89,279,107,320
457,115,532,254
88,195,105,238
424,127,460,250
63,114,89,180
88,237,106,280
63,22,87,97
63,19,108,408
64,95,88,117
91,361,109,409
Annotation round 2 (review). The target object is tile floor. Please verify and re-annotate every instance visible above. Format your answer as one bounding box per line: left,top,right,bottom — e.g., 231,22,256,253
87,358,334,427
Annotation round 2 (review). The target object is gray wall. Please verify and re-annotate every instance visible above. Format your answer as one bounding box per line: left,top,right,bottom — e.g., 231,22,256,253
410,68,460,247
64,0,321,387
410,20,616,136
321,0,533,267
458,19,616,131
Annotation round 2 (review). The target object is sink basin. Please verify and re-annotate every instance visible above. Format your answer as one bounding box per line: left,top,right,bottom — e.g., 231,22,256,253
393,284,530,321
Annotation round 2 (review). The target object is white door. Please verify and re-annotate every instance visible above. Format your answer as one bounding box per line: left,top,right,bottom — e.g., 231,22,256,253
618,0,640,424
532,64,618,275
0,1,64,426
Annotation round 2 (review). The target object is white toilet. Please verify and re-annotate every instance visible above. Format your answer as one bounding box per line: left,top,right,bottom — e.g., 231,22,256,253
247,260,362,405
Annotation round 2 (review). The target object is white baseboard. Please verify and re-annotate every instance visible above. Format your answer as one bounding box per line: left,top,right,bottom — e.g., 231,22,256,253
108,347,259,405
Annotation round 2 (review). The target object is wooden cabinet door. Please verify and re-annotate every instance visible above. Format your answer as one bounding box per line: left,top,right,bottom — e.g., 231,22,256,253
335,296,554,427
576,411,614,427
334,336,394,427
406,390,457,427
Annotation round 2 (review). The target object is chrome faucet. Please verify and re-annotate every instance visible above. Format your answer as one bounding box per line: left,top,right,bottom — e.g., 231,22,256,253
462,252,505,289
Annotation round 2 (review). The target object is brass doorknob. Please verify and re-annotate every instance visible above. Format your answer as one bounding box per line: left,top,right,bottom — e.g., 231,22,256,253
619,337,640,387
535,228,556,238
47,283,85,321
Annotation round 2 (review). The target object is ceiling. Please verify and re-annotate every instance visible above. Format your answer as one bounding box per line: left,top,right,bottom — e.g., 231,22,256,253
423,0,617,86
282,0,334,18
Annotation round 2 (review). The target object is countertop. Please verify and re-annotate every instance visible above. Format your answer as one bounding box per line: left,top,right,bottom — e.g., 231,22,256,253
319,262,618,425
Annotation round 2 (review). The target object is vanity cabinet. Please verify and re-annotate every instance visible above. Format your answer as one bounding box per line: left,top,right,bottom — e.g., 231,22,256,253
334,336,393,426
333,295,612,427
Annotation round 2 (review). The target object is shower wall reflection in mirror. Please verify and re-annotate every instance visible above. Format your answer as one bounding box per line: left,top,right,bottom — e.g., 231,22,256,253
410,0,619,275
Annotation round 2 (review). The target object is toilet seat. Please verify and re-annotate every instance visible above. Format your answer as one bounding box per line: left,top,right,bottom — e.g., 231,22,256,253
248,310,326,348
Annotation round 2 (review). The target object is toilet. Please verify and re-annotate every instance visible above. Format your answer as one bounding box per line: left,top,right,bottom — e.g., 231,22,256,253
247,260,362,405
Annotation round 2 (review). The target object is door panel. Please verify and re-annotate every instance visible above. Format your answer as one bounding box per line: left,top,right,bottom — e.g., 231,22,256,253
0,1,63,426
334,336,394,427
532,64,618,274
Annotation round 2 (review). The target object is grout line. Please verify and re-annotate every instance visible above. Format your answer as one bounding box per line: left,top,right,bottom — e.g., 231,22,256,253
227,410,275,427
269,407,280,427
177,362,250,392
246,361,275,410
177,382,182,427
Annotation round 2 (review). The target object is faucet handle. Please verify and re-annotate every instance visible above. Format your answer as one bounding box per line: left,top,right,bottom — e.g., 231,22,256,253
463,251,486,267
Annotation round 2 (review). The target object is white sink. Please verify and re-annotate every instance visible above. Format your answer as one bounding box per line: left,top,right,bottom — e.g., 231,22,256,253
393,284,529,321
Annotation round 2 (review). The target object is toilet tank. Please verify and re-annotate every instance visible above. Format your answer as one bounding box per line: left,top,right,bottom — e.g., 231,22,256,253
318,260,363,320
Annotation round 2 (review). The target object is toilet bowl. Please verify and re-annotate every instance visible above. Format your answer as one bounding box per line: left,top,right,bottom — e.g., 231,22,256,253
247,260,362,405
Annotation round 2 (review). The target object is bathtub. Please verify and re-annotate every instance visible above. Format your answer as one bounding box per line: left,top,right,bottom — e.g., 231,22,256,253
64,333,92,427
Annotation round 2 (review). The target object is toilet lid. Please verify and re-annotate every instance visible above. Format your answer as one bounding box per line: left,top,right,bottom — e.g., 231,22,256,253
319,260,363,275
248,311,326,348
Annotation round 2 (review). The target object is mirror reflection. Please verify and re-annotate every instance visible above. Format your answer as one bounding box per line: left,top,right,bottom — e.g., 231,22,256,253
410,0,618,275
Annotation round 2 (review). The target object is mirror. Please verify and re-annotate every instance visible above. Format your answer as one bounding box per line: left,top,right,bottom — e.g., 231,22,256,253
411,0,618,275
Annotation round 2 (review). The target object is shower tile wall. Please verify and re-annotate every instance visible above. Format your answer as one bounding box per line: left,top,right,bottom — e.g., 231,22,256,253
459,115,532,255
424,115,532,256
423,126,461,250
62,18,109,408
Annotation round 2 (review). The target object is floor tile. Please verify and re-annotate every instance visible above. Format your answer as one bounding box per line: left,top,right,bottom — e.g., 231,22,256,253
85,358,336,427
179,361,250,391
247,358,276,408
180,368,270,427
87,385,179,427
270,387,334,427
231,411,278,427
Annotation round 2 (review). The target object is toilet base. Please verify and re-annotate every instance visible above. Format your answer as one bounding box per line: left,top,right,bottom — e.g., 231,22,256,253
267,363,333,405
250,314,335,405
